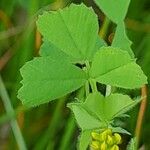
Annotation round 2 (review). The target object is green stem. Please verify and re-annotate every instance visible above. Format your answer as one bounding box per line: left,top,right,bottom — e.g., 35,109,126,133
89,79,97,93
99,17,111,39
59,116,76,150
34,97,65,150
105,85,111,97
0,106,27,125
0,75,27,150
85,81,90,97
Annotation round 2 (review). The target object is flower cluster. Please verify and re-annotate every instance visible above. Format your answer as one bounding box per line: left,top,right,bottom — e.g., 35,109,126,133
91,129,122,150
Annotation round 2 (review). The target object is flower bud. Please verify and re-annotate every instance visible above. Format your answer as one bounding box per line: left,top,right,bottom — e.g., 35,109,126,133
113,133,122,144
91,132,100,141
91,141,99,149
105,129,112,135
100,132,107,141
101,142,107,150
110,145,119,150
107,135,114,145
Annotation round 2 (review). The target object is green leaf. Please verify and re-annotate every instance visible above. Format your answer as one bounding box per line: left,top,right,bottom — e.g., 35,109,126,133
90,47,147,89
69,92,140,129
40,39,75,62
111,127,131,135
94,0,130,23
18,57,87,107
37,4,104,62
127,138,137,150
78,130,92,150
112,22,134,58
104,94,141,120
68,103,104,130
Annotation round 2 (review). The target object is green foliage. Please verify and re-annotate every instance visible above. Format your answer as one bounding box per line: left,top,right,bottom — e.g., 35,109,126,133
112,22,134,58
69,92,140,149
69,92,141,129
16,2,148,150
90,47,147,89
40,39,74,62
18,57,87,107
37,4,105,63
111,127,131,135
78,130,92,150
127,138,137,150
94,0,130,23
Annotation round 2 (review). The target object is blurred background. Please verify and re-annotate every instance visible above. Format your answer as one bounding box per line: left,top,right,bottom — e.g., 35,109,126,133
0,0,150,149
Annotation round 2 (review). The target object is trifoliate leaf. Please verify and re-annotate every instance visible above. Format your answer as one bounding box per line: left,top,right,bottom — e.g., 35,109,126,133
94,0,130,23
112,22,134,58
18,57,87,107
69,92,141,129
37,4,104,62
90,47,147,89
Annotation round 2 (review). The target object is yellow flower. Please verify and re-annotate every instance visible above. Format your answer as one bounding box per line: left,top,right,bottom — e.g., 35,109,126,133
110,145,119,150
107,135,114,146
91,129,122,150
101,142,107,150
91,141,100,149
113,133,122,144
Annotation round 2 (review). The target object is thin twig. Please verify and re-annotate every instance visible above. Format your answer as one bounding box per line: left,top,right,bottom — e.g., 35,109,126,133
135,85,147,146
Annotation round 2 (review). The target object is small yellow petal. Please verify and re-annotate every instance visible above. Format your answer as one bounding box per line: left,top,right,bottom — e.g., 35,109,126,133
110,145,119,150
91,132,100,140
113,133,122,144
100,132,107,141
105,129,112,135
101,142,107,150
91,141,100,149
107,135,114,145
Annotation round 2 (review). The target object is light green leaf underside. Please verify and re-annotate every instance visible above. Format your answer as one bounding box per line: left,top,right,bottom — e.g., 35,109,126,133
69,92,140,130
37,4,103,62
112,22,134,58
18,57,87,107
90,47,147,89
94,0,130,23
78,130,92,150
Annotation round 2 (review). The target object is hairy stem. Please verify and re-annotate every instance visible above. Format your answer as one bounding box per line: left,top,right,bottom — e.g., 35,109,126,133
0,75,27,150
